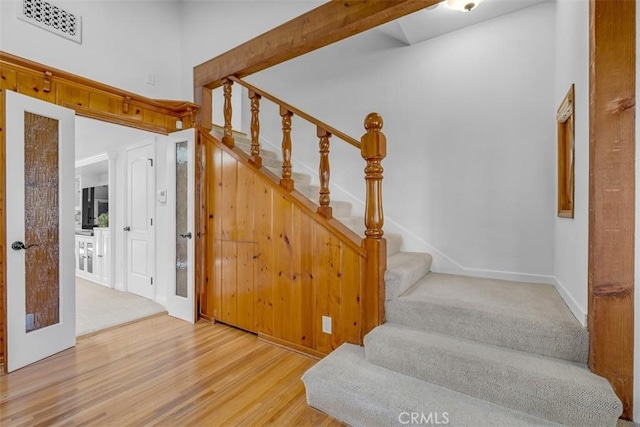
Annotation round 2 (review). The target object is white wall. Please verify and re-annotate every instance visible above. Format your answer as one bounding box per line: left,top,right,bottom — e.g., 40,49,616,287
80,172,108,188
0,0,182,99
179,0,321,101
244,2,557,283
553,0,589,324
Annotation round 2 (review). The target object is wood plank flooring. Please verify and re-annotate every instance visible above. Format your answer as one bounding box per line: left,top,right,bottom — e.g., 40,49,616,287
0,315,342,426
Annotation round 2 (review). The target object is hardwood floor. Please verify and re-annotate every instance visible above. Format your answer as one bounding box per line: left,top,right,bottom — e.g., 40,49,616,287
0,316,342,426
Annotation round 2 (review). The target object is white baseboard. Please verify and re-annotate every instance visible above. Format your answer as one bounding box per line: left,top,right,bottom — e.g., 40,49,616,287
114,281,125,292
155,295,167,306
551,276,587,326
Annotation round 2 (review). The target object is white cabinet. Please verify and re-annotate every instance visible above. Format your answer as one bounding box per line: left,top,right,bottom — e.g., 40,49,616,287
75,228,111,287
75,235,95,278
94,228,111,285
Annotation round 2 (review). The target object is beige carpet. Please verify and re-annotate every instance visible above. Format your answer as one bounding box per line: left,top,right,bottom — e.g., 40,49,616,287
76,277,166,337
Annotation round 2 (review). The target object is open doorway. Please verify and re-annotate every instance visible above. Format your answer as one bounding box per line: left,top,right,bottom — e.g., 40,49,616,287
74,117,165,337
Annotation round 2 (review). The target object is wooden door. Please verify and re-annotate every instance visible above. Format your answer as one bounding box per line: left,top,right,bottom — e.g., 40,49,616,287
5,90,76,372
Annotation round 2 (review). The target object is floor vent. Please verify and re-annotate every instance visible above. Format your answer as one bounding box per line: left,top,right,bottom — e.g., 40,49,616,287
17,0,82,44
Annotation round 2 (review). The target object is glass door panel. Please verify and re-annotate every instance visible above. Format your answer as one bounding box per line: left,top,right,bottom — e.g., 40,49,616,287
175,141,188,298
24,112,60,332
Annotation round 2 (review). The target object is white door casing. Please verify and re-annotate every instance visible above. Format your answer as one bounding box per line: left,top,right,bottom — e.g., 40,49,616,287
125,142,155,300
167,129,196,323
5,90,76,372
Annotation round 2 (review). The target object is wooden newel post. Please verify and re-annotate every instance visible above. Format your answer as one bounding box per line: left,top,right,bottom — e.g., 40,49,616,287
222,78,234,148
249,90,262,168
361,112,387,337
280,106,294,191
317,127,332,219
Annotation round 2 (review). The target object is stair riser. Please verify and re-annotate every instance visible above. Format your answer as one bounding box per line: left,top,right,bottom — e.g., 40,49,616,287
303,344,561,427
233,141,279,159
385,253,433,300
264,167,312,186
386,234,402,257
386,298,589,364
365,328,621,427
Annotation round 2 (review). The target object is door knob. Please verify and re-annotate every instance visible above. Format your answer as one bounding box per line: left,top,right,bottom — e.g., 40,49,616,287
180,232,193,239
11,241,39,251
123,226,131,232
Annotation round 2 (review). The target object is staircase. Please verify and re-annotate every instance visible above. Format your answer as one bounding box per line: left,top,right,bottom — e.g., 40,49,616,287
219,127,622,427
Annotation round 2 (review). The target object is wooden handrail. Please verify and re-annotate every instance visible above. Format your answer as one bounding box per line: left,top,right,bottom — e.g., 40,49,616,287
228,76,361,149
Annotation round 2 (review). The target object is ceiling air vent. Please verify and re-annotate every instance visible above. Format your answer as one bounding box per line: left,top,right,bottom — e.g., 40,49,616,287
17,0,82,44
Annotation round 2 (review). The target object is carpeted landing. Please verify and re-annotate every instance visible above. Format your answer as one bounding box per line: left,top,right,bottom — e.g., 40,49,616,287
76,277,166,337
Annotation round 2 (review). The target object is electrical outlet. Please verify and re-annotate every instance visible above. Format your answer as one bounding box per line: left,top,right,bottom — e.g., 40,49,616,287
25,313,34,331
322,316,332,334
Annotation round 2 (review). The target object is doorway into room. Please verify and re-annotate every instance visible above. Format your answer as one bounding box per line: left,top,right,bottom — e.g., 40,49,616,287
74,117,165,337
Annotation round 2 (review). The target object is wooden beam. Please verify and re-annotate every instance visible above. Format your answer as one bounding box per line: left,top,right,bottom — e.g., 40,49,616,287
193,0,439,91
588,0,635,419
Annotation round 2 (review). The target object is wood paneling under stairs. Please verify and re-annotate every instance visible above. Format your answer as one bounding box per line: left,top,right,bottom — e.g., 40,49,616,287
201,132,366,356
0,315,342,426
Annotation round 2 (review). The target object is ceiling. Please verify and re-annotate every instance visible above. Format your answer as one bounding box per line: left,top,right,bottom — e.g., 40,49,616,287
75,116,156,161
375,0,549,45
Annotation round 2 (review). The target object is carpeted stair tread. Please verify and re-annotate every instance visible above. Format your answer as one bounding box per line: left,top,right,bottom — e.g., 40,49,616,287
314,200,353,217
302,344,561,427
385,252,433,300
264,167,312,186
364,323,621,426
335,215,362,234
386,273,588,363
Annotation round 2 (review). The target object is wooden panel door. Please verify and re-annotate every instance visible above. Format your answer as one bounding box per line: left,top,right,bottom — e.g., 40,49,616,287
5,90,76,372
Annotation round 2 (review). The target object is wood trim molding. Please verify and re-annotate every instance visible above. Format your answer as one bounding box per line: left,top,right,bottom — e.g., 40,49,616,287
588,0,635,419
1,51,199,134
193,0,440,127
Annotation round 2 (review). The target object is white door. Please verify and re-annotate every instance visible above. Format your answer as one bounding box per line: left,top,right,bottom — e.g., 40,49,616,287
5,91,76,372
167,129,196,322
125,142,155,300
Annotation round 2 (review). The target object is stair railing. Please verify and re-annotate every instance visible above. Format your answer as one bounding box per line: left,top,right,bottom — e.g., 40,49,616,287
218,75,388,335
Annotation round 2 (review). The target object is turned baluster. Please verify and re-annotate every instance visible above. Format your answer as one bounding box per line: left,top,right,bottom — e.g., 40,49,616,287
222,78,234,148
361,112,387,337
280,106,294,191
248,90,262,168
361,113,386,238
317,127,332,219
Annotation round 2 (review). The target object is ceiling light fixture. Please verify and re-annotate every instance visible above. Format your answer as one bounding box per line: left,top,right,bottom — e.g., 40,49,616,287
445,0,484,12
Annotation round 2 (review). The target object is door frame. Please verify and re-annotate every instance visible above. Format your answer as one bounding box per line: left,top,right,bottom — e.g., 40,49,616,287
123,138,157,302
75,152,117,289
